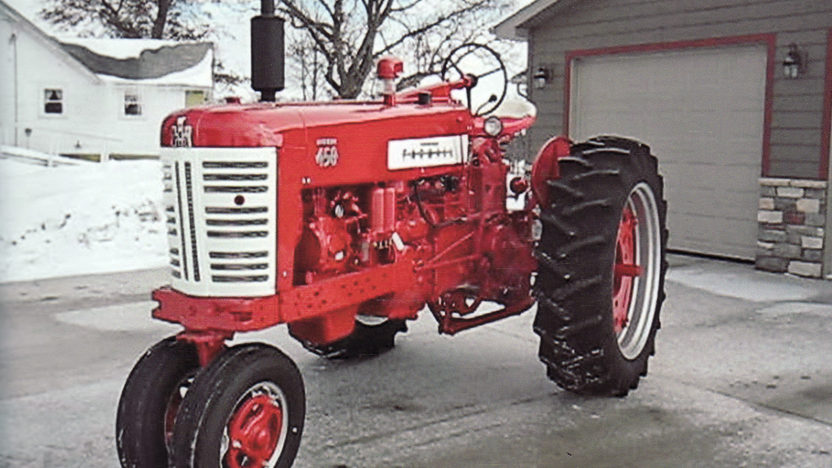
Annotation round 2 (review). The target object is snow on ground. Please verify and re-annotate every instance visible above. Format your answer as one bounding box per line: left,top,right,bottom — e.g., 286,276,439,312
0,158,167,283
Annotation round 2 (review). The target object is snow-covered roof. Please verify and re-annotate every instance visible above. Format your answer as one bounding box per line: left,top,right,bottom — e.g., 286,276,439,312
59,39,214,87
59,38,182,59
494,0,563,40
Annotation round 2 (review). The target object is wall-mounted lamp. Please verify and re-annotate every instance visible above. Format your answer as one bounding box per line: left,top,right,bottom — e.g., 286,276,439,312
533,67,551,89
782,43,804,79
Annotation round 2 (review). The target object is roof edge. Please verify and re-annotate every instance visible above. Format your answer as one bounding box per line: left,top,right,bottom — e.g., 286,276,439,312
0,1,102,83
494,0,560,40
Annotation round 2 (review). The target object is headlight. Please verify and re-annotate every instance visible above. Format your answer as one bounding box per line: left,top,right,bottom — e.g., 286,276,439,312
484,116,503,136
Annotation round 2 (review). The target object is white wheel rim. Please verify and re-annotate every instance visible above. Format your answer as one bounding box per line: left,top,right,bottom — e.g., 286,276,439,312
615,182,662,360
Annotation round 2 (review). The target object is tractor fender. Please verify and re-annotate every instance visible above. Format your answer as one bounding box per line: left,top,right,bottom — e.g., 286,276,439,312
530,136,571,206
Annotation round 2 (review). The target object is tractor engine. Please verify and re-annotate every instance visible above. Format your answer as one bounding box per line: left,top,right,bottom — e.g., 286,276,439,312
294,183,411,284
291,157,537,328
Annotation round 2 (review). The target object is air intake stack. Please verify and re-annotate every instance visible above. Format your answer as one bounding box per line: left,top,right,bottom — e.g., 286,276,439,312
251,0,285,102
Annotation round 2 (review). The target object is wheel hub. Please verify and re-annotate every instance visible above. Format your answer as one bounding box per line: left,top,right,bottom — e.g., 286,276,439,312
613,205,639,334
225,394,283,467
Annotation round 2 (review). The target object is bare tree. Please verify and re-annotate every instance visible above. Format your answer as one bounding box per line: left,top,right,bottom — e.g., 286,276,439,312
279,0,511,99
39,0,209,40
287,30,328,101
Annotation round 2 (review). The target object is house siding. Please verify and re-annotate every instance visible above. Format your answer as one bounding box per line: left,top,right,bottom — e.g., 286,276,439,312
526,0,832,180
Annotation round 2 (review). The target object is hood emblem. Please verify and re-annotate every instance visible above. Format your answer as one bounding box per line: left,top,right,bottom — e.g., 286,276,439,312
315,138,339,167
172,116,193,147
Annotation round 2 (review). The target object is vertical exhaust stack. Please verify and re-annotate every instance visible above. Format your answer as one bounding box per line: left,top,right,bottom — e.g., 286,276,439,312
251,0,285,102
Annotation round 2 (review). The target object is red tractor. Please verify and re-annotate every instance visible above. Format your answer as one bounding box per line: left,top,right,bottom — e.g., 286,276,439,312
116,4,667,467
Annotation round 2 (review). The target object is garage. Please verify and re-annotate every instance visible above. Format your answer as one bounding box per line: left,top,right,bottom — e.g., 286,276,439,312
496,0,832,277
568,45,768,259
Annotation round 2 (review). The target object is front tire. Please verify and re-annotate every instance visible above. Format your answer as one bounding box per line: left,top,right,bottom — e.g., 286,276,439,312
534,136,667,396
116,336,199,467
171,343,305,468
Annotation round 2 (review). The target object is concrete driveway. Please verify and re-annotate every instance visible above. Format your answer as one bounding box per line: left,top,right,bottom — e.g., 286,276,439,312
0,254,831,467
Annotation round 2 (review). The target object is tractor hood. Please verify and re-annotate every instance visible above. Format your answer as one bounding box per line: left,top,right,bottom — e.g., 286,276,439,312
161,100,472,149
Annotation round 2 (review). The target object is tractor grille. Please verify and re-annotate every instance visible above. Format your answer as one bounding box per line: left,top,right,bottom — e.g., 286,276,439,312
161,147,278,297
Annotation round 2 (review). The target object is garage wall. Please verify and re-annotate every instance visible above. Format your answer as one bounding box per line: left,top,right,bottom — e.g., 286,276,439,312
525,0,832,179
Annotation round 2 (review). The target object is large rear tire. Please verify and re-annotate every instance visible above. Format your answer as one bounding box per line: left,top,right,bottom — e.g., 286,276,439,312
533,136,667,396
171,343,305,468
116,336,199,467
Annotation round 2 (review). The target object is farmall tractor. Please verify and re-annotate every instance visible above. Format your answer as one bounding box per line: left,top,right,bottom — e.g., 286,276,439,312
116,3,667,467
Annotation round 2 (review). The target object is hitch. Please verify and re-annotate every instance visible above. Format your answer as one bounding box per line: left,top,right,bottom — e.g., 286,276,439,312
428,296,535,335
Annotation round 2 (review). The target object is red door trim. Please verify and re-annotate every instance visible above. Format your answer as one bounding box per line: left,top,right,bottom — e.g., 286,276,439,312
820,28,832,180
563,33,776,176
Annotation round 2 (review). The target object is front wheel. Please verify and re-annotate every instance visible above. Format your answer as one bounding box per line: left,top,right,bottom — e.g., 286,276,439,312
116,336,199,467
533,136,668,396
171,343,305,468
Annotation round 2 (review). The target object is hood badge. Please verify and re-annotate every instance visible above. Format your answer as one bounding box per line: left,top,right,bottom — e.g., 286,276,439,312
172,116,193,148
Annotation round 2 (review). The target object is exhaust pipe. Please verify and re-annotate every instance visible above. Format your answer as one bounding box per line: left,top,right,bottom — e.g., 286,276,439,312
251,0,284,102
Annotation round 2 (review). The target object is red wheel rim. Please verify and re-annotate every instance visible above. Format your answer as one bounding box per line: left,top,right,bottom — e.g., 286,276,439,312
164,392,182,446
164,373,194,449
613,203,642,335
225,394,284,468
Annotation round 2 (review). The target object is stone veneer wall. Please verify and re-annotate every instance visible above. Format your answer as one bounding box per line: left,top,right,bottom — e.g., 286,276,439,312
756,178,828,278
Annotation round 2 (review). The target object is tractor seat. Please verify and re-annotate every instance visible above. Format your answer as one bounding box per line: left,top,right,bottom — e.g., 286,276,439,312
491,95,537,119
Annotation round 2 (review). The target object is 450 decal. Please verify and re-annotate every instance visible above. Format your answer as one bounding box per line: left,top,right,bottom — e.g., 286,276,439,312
316,138,339,167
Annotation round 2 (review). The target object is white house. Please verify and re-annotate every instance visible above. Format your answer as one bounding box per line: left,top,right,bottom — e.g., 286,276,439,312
0,1,213,160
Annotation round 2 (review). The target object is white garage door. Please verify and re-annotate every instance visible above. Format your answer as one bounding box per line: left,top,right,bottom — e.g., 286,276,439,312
570,45,767,259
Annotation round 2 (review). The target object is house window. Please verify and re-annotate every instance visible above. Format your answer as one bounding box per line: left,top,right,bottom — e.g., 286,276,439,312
44,89,63,114
124,92,142,116
185,90,206,107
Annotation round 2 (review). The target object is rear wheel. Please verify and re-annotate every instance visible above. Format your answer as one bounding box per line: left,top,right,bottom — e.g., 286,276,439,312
116,336,199,467
171,343,305,468
533,136,667,396
297,317,407,359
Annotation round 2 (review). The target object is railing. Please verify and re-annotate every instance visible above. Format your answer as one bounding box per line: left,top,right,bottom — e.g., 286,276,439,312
5,125,126,162
0,145,91,167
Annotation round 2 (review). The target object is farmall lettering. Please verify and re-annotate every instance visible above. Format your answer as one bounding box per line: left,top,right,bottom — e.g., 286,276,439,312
387,135,466,170
118,36,669,468
315,138,339,167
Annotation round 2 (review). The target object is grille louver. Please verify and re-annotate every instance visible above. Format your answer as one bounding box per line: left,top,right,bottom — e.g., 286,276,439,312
161,147,278,297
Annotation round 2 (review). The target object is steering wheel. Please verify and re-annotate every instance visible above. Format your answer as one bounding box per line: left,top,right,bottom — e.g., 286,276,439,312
441,43,508,116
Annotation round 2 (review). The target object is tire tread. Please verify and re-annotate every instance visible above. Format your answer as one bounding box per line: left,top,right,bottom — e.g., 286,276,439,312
533,137,667,397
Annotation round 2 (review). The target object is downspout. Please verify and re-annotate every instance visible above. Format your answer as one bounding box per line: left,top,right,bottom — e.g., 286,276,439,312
10,30,18,146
